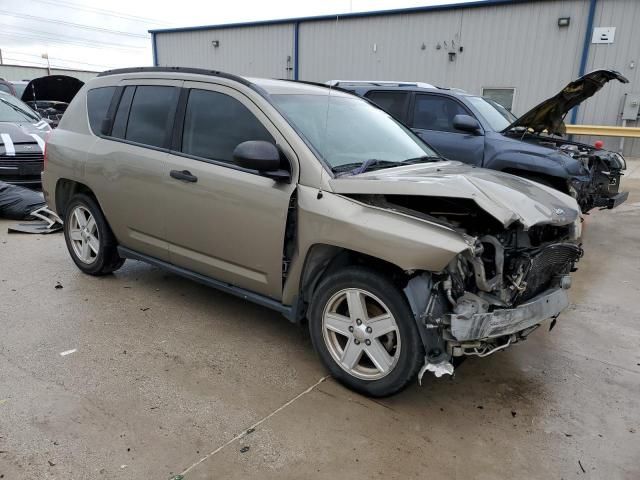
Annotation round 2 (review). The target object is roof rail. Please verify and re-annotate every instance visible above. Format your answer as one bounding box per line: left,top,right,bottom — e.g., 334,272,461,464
326,80,436,89
96,66,254,88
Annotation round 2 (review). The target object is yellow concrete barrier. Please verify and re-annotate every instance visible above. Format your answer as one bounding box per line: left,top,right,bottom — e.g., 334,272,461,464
565,124,640,138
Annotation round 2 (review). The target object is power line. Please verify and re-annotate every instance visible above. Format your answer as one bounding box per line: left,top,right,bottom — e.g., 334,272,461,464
0,10,150,38
28,0,171,26
2,50,115,69
0,22,147,49
0,30,148,51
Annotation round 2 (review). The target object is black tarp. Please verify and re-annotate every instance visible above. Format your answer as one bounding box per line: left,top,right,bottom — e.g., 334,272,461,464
0,181,46,220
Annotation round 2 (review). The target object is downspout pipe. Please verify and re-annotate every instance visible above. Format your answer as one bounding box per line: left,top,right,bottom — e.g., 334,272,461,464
293,22,300,80
570,0,597,124
151,32,158,67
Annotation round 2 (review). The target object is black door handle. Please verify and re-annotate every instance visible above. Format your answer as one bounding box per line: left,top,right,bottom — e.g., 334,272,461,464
170,170,198,183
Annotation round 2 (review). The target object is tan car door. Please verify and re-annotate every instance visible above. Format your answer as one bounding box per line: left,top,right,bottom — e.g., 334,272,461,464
162,82,298,300
87,79,182,261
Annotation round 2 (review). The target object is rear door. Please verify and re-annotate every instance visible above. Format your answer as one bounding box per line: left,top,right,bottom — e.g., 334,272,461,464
364,90,410,123
86,80,181,260
161,83,297,299
409,93,484,165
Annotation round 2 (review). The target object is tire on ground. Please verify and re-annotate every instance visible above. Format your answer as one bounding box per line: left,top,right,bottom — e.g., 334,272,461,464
63,193,124,275
308,266,424,397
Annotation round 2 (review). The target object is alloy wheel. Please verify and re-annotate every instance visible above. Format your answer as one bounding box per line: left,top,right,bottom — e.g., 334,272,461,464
68,205,100,264
322,288,401,380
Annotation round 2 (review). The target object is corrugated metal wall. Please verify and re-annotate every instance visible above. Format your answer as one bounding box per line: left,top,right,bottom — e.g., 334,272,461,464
154,0,640,155
155,24,295,79
299,0,588,116
575,0,640,155
0,65,98,83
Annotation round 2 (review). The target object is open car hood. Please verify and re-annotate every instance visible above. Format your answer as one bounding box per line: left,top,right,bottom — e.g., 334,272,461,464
502,69,629,135
21,75,84,104
329,161,580,229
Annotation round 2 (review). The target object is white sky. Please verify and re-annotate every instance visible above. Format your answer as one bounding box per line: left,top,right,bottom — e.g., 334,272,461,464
0,0,478,72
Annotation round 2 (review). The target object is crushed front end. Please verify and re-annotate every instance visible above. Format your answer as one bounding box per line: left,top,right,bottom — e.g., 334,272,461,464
405,215,582,380
539,137,628,211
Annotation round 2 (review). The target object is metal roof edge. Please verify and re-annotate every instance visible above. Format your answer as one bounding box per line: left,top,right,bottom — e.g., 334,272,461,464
149,0,533,34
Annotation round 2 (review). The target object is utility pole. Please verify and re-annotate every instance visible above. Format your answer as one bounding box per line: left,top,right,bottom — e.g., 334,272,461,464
0,48,3,65
42,52,50,75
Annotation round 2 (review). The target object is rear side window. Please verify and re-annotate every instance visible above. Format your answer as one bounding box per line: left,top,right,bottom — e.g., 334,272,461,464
181,89,274,163
113,85,178,148
365,91,409,122
412,94,469,133
86,86,116,135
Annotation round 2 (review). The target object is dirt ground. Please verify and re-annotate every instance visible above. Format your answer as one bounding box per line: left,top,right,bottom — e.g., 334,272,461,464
1,162,639,480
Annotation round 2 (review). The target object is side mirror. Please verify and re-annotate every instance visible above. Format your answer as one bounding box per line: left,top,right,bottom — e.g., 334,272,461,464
233,140,291,183
452,114,481,134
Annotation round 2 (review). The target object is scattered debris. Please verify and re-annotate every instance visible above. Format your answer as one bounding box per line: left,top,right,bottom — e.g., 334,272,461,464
120,464,127,469
476,405,484,410
47,460,56,467
564,433,573,437
511,410,517,417
239,446,250,453
59,349,77,356
54,282,63,289
140,307,150,312
578,460,586,473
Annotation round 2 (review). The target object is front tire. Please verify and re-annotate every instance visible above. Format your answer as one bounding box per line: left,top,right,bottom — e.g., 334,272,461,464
63,193,124,275
308,267,423,397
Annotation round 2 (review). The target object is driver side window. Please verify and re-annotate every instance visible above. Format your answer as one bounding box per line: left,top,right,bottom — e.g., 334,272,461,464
413,95,469,133
181,89,274,163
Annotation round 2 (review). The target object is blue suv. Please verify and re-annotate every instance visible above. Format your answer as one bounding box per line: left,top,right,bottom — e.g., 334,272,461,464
333,70,628,212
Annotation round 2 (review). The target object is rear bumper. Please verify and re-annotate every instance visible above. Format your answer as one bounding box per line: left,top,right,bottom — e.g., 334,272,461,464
448,288,569,341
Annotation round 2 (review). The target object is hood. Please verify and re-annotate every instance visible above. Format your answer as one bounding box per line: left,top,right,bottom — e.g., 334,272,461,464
329,161,580,229
0,121,50,155
21,75,84,104
503,69,629,135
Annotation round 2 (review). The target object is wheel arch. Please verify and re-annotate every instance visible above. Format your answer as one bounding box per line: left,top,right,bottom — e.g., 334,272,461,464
292,243,412,322
55,178,95,218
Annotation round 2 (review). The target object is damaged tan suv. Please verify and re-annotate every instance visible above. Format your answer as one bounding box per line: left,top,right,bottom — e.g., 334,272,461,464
43,67,583,397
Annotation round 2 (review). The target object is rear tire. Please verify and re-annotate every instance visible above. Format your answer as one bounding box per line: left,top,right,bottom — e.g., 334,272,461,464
308,266,423,397
63,193,124,275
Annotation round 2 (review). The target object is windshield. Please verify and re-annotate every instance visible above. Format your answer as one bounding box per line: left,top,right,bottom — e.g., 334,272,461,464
467,96,517,131
272,94,438,172
0,93,40,122
12,83,27,98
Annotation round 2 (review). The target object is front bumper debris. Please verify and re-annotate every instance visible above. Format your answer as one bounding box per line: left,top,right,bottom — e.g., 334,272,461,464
448,288,569,341
604,191,629,209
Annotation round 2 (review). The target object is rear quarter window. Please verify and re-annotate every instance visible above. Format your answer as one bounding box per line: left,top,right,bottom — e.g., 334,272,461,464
86,86,116,135
124,86,178,148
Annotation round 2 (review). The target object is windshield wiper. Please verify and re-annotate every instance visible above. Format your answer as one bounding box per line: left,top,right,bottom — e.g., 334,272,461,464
0,98,38,122
400,155,443,164
333,159,400,176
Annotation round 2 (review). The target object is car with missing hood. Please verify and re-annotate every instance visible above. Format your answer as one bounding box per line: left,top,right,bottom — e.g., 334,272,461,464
0,91,50,185
21,75,84,128
333,70,629,213
43,67,583,397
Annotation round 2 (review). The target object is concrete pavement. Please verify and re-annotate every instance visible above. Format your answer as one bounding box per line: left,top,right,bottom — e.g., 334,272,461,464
0,162,639,479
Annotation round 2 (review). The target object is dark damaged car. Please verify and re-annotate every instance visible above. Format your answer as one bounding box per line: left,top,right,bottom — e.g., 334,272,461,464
337,70,629,212
0,91,50,185
21,75,84,128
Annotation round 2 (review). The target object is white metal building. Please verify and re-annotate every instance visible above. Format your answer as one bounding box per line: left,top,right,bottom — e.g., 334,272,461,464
151,0,640,155
0,64,98,83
